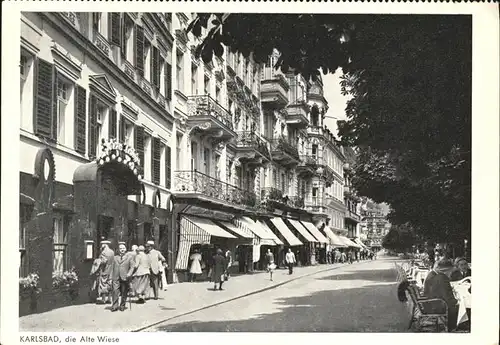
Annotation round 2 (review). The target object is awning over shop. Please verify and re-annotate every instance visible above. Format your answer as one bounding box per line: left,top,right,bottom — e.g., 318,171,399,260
257,220,284,246
240,217,283,246
339,235,362,248
287,219,318,243
300,221,329,244
269,217,303,247
185,216,237,238
323,226,347,247
218,221,254,239
354,238,369,249
176,216,211,270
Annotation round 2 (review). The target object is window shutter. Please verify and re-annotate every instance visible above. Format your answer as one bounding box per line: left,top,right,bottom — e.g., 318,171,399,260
165,145,172,189
134,25,144,76
165,62,172,101
119,116,126,143
33,58,54,139
109,13,121,46
159,55,165,94
134,126,145,167
88,95,98,159
152,137,161,185
120,15,126,57
109,108,117,139
151,46,158,90
74,85,87,154
52,68,58,142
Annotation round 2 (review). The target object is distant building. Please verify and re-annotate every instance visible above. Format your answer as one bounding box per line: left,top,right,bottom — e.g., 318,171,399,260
360,199,391,249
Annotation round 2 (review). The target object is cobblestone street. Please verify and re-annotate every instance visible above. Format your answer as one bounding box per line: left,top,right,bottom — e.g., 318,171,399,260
20,256,408,332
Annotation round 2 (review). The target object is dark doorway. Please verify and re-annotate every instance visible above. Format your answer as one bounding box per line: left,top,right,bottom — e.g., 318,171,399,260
97,215,113,244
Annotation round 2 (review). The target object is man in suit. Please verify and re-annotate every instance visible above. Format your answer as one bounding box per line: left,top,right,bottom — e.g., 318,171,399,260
98,240,115,304
450,257,471,282
111,243,135,312
145,241,166,300
423,259,459,331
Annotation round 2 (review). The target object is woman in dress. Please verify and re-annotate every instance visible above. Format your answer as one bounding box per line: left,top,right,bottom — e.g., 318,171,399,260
266,249,276,281
189,249,203,282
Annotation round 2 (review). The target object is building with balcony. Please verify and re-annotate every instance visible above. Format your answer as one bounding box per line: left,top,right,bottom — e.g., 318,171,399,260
343,146,362,239
19,12,177,314
360,200,391,250
19,12,359,315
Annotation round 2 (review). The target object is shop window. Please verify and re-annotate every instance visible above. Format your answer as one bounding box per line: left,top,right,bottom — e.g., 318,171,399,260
53,215,68,275
19,204,32,277
144,222,153,242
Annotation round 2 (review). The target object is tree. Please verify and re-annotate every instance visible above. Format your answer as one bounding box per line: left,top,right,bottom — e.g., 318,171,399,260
188,14,471,243
382,224,418,253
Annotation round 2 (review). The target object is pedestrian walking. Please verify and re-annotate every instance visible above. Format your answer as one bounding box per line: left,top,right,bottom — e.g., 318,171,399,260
266,249,276,281
131,245,150,303
285,248,296,275
340,251,346,264
96,240,114,304
225,249,232,279
189,249,203,282
146,241,166,300
110,243,134,312
212,249,228,291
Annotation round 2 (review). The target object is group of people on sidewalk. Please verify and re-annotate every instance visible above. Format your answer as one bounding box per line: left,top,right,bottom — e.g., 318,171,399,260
189,248,232,291
326,248,375,264
90,240,167,312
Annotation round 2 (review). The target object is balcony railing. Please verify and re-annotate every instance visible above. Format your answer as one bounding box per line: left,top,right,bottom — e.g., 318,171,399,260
300,155,320,166
346,210,361,222
261,188,305,209
174,170,257,208
235,131,270,159
270,137,299,160
187,95,233,131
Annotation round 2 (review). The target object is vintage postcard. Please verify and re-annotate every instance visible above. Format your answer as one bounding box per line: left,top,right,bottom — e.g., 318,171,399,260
1,2,498,345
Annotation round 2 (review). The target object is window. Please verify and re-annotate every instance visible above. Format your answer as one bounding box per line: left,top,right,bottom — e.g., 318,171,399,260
312,144,318,157
56,77,72,145
203,147,210,175
20,53,32,126
176,134,182,170
191,141,198,171
165,145,172,189
216,86,221,104
176,52,184,92
144,40,151,81
151,137,161,185
204,75,210,96
92,13,102,35
96,103,107,156
19,204,32,277
53,215,68,275
144,135,152,180
124,16,134,62
191,64,198,95
214,154,221,180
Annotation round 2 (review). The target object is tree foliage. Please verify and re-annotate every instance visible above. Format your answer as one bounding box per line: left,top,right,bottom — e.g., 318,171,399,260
382,224,418,253
188,14,471,243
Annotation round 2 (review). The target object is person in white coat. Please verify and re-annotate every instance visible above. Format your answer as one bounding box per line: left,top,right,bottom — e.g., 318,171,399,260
189,249,203,282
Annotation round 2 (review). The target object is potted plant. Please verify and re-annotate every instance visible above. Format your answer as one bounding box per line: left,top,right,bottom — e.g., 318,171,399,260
19,273,42,315
52,267,79,300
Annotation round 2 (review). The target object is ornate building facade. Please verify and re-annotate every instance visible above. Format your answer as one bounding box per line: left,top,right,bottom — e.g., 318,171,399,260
19,12,354,314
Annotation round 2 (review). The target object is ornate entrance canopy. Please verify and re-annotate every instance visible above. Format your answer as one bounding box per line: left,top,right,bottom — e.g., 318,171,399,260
97,138,143,179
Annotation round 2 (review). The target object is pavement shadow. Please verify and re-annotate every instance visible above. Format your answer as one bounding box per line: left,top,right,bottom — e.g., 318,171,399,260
317,269,397,283
153,283,411,333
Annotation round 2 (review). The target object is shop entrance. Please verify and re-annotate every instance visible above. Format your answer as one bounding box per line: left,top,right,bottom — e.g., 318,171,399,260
97,215,113,245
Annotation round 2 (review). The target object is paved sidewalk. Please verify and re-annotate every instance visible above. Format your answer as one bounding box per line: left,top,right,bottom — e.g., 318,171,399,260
20,262,368,332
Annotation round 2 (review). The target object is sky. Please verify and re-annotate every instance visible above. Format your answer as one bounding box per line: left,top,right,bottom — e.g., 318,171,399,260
321,68,351,139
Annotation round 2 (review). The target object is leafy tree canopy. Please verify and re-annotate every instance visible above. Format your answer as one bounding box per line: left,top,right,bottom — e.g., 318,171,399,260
382,224,419,253
188,14,471,243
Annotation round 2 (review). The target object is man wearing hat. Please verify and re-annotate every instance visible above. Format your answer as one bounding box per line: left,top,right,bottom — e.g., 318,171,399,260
423,259,459,331
450,257,471,282
97,240,115,304
145,241,166,300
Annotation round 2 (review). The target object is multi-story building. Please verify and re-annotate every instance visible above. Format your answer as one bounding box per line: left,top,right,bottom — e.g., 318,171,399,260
360,200,391,249
343,146,362,239
19,12,356,314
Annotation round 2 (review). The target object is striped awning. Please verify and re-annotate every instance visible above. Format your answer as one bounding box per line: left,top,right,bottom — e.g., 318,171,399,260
257,220,284,246
269,218,303,246
175,216,212,270
185,216,236,238
288,219,318,243
323,226,347,247
354,238,369,249
218,221,254,239
240,217,282,245
339,235,362,248
300,221,329,244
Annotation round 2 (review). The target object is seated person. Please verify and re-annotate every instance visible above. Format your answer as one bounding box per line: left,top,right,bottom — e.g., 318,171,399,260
450,257,471,282
423,259,459,332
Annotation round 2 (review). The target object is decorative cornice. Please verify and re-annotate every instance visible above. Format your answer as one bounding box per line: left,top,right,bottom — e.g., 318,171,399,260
51,41,82,81
89,74,117,106
121,96,139,121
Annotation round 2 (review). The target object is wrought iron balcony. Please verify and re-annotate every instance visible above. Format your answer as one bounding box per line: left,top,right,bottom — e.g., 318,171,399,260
286,101,309,128
297,155,320,177
187,95,235,140
173,170,256,208
260,68,289,108
232,131,271,164
269,137,300,166
261,188,305,210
